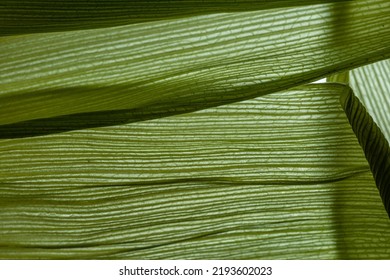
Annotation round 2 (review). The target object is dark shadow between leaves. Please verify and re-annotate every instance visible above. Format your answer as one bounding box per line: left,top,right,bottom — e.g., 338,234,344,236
0,82,351,140
0,105,201,139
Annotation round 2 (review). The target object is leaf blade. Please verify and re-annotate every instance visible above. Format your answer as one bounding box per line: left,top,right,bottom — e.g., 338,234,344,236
350,59,390,143
1,84,390,259
1,0,389,126
0,0,349,36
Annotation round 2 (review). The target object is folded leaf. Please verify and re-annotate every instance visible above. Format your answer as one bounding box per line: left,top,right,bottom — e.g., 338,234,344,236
1,0,389,126
1,84,389,259
350,60,390,143
340,88,390,217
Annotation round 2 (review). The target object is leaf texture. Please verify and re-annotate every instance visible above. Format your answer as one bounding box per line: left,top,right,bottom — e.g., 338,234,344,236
0,0,349,36
350,60,390,143
340,89,390,217
1,0,389,126
1,84,390,259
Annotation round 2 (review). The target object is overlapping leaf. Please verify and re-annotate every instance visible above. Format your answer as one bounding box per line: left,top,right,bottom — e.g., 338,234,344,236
1,0,390,260
1,84,390,259
1,0,389,126
350,60,390,143
341,89,390,217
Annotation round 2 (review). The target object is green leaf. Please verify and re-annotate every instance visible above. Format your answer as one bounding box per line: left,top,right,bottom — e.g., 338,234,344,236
1,84,390,259
342,61,390,217
327,71,350,84
0,0,350,36
1,0,389,126
340,88,390,217
350,59,390,143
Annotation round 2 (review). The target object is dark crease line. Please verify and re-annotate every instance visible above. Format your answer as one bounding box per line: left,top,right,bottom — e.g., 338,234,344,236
341,88,390,218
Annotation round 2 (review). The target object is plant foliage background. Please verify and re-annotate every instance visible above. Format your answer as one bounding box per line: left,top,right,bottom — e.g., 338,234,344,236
0,0,389,259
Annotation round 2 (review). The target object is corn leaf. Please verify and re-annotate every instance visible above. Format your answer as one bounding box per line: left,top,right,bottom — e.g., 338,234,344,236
1,0,389,126
1,84,390,259
1,0,390,260
341,89,390,217
350,60,390,143
0,0,351,36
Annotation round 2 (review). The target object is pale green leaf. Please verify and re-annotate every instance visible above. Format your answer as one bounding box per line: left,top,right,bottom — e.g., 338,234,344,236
1,84,389,259
1,0,389,126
